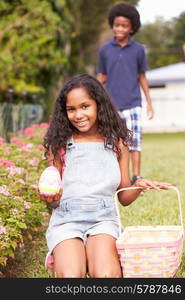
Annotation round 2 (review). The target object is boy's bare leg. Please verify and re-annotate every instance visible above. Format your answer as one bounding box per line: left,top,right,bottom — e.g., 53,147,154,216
130,150,141,177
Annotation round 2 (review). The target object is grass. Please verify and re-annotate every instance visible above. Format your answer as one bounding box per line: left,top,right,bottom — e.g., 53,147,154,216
4,132,185,278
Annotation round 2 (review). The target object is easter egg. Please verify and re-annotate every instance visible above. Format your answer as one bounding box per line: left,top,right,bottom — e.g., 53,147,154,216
38,166,62,195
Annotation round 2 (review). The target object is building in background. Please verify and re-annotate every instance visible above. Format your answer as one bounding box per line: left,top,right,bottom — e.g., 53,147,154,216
141,62,185,132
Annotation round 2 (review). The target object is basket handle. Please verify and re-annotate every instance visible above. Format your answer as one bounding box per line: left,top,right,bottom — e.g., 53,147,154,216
114,185,184,236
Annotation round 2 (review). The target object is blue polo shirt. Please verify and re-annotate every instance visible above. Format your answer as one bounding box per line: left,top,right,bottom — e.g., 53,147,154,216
97,39,147,110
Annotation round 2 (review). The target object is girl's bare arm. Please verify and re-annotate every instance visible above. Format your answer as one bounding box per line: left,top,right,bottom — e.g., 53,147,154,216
117,140,172,206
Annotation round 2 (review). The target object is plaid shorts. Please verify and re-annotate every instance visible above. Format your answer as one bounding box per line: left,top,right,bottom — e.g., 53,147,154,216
118,106,142,151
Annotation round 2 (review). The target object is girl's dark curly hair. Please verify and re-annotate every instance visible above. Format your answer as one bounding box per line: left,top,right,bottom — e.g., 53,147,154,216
108,2,141,35
43,74,132,162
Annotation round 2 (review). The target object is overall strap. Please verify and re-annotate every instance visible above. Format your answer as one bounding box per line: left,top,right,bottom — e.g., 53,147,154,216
60,148,66,176
60,136,75,176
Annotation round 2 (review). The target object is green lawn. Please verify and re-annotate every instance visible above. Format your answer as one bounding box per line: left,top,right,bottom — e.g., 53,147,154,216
5,132,185,278
123,132,185,227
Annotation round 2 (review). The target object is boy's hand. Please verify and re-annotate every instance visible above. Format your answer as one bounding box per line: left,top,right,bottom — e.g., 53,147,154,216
146,103,154,120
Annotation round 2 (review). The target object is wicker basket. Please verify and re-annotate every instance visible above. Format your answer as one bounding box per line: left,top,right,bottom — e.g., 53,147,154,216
114,186,184,278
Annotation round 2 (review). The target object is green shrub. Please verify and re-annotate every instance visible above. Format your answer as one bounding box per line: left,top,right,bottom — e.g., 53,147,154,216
0,123,49,270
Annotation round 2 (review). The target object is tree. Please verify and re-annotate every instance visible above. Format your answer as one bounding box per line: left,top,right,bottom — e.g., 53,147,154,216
172,12,185,60
135,16,184,69
0,0,71,94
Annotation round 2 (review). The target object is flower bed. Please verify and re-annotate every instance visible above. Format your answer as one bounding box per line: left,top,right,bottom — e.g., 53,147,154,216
0,123,49,271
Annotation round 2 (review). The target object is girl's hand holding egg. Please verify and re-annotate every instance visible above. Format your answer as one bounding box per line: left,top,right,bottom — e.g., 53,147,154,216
38,166,63,207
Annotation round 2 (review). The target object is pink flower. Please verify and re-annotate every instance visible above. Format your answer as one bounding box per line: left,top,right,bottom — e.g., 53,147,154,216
17,129,24,134
0,185,10,196
11,209,19,215
0,137,5,144
3,146,10,154
18,127,35,138
25,143,33,148
18,143,33,152
18,147,31,153
19,242,25,251
40,212,49,216
0,159,15,168
23,201,31,210
30,184,39,191
7,166,24,178
37,145,44,150
13,196,21,200
39,123,49,128
16,179,26,185
0,226,6,235
29,157,39,167
10,137,26,147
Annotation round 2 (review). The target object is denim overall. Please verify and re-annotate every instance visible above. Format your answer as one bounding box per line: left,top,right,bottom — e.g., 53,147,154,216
46,136,121,256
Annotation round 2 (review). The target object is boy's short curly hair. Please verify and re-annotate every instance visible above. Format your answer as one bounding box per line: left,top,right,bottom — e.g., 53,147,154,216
108,2,141,35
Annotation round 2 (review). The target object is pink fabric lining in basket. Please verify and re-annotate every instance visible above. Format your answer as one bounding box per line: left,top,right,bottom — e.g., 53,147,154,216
114,186,184,278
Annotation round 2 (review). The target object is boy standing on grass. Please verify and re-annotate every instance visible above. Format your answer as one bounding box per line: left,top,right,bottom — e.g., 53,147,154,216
97,2,154,184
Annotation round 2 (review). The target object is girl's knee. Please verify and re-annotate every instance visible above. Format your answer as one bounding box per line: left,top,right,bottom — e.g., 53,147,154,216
54,271,86,278
89,267,122,278
53,267,86,278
